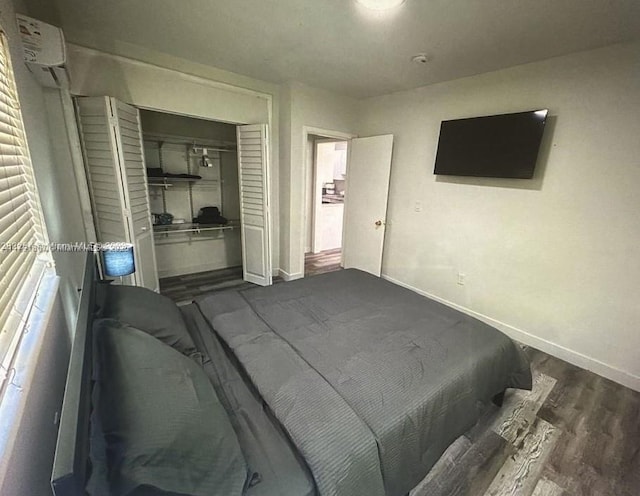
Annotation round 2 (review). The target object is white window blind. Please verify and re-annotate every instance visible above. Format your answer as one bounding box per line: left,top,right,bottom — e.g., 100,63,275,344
0,32,49,395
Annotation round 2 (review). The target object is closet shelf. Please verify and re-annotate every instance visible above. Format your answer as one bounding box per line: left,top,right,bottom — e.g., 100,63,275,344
147,177,220,188
153,221,239,236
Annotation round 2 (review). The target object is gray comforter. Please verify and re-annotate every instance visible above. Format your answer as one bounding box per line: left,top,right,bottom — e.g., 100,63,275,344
196,269,531,496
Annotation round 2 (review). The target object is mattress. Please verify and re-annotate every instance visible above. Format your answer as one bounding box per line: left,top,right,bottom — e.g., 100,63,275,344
195,269,532,496
180,304,316,496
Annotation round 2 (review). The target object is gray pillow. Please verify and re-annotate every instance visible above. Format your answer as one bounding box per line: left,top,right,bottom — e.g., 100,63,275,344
94,320,248,496
101,285,198,357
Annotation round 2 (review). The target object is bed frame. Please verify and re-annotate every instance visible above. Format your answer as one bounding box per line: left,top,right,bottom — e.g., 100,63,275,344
51,252,99,496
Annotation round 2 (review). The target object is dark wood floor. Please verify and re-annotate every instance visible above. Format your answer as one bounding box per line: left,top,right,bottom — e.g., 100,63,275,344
304,248,342,276
160,261,640,495
159,265,249,304
412,347,640,496
160,250,343,303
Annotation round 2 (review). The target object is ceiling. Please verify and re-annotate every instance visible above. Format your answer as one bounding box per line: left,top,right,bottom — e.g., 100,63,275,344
25,0,640,99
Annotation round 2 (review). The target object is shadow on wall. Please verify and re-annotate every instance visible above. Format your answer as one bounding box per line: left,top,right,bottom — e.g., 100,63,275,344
71,46,133,104
434,115,557,191
23,0,62,25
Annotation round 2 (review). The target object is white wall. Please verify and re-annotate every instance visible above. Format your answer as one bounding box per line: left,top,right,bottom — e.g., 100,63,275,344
280,81,360,278
359,41,640,391
140,109,238,143
67,44,281,271
0,285,69,496
154,231,242,279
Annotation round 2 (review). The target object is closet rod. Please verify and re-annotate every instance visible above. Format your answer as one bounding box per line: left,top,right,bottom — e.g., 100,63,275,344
143,134,236,153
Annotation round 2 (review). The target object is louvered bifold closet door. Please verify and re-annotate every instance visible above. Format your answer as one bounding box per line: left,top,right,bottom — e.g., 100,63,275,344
76,97,128,243
76,96,158,291
237,124,271,286
0,33,48,389
112,100,151,236
109,99,158,291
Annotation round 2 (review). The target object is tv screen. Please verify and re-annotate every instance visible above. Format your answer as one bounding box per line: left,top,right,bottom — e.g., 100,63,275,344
433,109,548,179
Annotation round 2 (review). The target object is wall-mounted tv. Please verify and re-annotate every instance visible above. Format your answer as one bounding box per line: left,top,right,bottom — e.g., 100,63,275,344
433,109,548,179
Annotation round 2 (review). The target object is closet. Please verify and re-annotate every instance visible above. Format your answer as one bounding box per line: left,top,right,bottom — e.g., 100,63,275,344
76,96,273,290
140,110,241,279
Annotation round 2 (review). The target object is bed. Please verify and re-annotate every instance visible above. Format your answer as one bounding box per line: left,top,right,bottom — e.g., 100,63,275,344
51,254,532,496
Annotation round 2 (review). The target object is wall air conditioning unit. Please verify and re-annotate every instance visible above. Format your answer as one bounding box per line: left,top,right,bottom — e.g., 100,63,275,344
16,14,70,89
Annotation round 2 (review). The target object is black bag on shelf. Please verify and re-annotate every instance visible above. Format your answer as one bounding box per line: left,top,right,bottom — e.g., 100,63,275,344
146,167,164,178
193,206,228,226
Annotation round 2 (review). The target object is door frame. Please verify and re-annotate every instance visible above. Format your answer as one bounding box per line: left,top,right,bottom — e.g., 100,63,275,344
301,126,357,277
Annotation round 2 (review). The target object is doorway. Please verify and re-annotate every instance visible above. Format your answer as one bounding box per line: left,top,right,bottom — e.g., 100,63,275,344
300,130,394,279
304,136,348,276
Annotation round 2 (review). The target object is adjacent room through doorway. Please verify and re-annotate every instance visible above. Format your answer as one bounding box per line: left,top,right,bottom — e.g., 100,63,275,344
304,137,348,277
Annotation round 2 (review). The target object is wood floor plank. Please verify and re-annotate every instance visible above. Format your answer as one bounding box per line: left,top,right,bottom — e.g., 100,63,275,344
531,477,565,496
489,372,557,446
484,416,560,496
412,431,515,496
160,266,246,301
304,249,343,276
465,404,501,443
409,436,472,496
542,420,637,495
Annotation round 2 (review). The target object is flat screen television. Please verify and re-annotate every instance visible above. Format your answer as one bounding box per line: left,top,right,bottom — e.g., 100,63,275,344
433,109,548,179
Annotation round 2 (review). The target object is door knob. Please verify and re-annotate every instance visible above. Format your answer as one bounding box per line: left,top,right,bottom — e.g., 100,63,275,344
374,220,384,228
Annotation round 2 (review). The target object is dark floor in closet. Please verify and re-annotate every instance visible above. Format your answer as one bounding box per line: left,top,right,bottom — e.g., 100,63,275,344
160,249,344,304
159,266,249,304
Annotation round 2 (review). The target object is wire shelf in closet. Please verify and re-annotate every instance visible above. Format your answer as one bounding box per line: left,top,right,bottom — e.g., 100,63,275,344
147,177,221,189
153,221,239,237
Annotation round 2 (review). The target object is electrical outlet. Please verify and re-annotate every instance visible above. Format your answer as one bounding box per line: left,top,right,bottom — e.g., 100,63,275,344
457,272,465,285
414,201,422,212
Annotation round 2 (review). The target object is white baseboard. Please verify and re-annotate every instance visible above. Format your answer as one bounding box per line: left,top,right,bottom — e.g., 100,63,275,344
381,274,640,392
279,269,303,282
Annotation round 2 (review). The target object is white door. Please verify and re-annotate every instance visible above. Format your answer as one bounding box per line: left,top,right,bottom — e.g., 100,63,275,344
237,124,272,286
76,96,159,291
342,134,394,276
110,99,159,292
